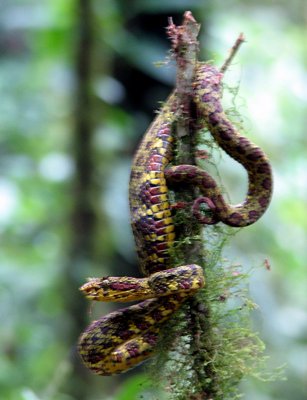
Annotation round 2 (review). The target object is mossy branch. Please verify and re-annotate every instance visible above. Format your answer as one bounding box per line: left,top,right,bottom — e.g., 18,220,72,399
148,12,277,400
168,13,217,398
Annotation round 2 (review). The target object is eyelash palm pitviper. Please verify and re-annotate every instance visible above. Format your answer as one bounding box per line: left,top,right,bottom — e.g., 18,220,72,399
77,63,273,376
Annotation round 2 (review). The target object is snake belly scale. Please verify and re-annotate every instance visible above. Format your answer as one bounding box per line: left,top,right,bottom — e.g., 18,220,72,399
78,63,273,376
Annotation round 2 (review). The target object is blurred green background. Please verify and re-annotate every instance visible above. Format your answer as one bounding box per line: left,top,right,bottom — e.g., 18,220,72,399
0,0,306,399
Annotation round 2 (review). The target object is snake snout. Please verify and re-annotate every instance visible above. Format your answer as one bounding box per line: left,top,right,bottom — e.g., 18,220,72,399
80,278,103,296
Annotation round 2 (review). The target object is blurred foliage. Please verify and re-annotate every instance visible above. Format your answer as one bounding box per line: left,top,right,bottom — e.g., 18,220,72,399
0,0,306,399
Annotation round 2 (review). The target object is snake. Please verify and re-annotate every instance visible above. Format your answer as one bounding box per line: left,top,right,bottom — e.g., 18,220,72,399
77,63,273,376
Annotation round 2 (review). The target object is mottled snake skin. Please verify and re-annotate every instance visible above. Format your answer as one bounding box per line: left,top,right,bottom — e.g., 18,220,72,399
78,63,273,376
165,64,273,226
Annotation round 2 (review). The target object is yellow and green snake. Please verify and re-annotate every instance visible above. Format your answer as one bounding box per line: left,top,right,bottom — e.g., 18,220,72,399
78,63,273,376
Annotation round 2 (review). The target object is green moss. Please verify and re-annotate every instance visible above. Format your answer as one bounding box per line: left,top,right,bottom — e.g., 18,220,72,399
146,80,281,398
149,225,279,399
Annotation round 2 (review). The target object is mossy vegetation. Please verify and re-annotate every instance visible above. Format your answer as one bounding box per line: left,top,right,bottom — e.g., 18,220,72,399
147,69,280,397
149,224,281,399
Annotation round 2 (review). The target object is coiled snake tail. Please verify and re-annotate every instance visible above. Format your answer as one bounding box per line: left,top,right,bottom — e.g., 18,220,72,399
165,63,273,227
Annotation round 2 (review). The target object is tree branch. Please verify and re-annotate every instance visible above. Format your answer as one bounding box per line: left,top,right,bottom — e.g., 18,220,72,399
220,32,245,74
156,14,248,400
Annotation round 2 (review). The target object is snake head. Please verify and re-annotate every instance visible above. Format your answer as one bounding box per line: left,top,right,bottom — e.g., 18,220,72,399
80,276,151,302
79,277,109,300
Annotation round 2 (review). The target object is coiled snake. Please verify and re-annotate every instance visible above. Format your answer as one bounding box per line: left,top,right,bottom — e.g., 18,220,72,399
78,63,273,376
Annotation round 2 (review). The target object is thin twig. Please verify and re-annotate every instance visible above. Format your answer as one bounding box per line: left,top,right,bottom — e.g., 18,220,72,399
220,32,245,74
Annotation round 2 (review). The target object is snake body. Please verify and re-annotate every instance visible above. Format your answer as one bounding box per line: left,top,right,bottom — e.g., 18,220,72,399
165,64,273,226
78,63,273,376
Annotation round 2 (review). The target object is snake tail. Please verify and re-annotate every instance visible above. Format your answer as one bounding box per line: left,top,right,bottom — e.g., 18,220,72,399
165,63,273,227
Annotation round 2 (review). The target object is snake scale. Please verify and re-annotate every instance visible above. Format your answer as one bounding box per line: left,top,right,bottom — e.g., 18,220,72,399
78,63,273,376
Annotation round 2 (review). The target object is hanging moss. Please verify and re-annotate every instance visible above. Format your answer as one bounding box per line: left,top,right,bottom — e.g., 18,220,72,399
147,88,279,399
148,222,282,399
144,15,280,399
